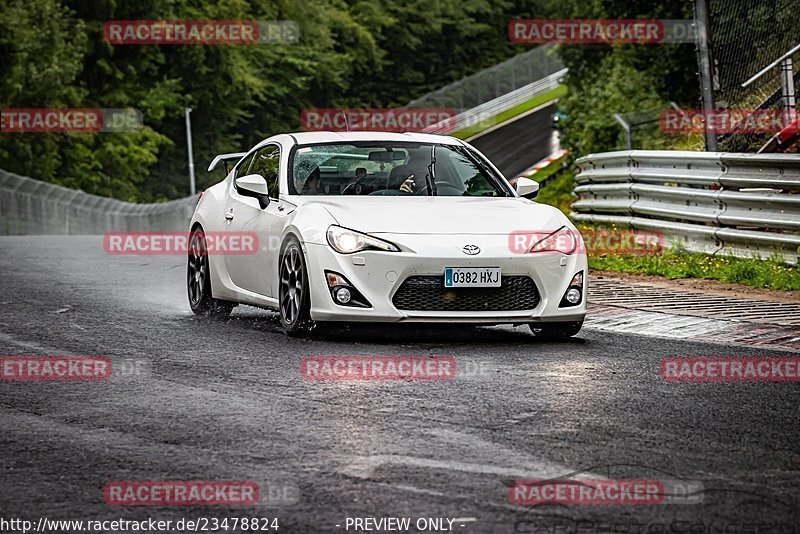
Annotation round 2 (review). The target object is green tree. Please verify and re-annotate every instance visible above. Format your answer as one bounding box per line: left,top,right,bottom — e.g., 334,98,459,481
0,0,554,201
548,0,699,155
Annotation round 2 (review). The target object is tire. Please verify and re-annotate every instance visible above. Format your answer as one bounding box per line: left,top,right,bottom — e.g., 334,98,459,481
529,320,583,339
279,237,312,336
187,228,235,317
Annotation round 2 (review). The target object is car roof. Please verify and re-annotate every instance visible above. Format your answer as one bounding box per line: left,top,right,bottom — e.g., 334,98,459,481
286,131,464,146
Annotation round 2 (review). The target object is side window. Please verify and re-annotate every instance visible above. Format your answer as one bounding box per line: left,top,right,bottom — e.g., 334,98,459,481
234,152,256,178
250,145,280,198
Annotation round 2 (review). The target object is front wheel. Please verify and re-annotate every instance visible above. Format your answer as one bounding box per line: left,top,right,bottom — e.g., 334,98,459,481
529,320,583,339
279,237,311,336
187,229,235,317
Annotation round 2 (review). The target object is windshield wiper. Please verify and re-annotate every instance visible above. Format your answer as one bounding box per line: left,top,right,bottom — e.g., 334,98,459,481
425,144,437,196
459,146,512,197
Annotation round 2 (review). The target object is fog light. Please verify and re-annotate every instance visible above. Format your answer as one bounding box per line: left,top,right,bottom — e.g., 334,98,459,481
559,270,584,308
335,287,352,304
565,288,581,304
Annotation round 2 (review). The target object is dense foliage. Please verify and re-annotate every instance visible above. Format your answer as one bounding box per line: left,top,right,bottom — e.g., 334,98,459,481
0,0,532,201
1,0,701,201
549,0,700,157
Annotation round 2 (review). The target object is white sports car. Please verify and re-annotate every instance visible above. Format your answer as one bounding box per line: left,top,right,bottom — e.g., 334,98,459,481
188,131,587,337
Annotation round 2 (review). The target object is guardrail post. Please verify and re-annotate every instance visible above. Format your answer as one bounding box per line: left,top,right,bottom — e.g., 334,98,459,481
694,0,718,152
613,114,632,150
780,58,796,112
185,107,196,196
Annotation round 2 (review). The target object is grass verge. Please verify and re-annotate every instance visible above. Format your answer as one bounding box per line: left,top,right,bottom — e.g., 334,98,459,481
450,84,567,140
533,164,574,214
533,169,800,291
587,248,800,291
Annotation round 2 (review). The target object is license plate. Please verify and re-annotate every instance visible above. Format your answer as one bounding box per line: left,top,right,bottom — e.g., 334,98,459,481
444,267,501,288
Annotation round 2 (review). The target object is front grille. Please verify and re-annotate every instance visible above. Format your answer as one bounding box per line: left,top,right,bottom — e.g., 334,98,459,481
392,275,540,312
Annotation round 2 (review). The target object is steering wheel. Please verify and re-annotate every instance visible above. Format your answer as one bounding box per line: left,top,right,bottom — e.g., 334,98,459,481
341,180,364,195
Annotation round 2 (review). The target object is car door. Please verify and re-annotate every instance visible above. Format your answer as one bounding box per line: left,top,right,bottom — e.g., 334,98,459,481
224,144,282,297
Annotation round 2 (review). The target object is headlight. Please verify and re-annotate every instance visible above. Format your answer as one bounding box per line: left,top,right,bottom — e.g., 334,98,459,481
529,226,579,254
326,225,400,254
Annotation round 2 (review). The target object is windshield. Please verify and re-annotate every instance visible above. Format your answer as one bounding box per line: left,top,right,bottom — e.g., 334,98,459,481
289,142,512,197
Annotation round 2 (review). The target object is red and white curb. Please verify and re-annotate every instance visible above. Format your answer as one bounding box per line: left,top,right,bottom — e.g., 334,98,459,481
514,149,568,182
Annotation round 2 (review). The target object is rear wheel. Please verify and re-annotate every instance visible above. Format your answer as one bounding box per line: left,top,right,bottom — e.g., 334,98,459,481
187,228,235,317
529,320,583,339
279,237,311,336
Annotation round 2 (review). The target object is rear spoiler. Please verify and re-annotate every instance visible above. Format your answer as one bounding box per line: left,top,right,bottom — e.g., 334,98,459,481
208,152,247,173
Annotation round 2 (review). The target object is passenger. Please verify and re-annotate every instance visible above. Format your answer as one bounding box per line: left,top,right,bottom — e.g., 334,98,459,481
302,167,325,194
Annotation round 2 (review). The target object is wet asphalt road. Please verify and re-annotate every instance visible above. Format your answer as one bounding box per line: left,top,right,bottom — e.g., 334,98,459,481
0,235,799,533
469,104,556,178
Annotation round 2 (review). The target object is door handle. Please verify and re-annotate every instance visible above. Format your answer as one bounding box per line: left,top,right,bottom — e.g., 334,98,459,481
225,209,235,221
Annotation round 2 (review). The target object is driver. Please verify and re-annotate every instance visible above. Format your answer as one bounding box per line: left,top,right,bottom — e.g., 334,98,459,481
304,165,414,195
399,176,416,193
388,165,417,193
396,149,432,193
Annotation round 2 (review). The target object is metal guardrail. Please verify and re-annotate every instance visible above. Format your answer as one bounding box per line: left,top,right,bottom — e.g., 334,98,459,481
421,69,567,135
406,44,565,111
572,151,800,264
0,169,198,235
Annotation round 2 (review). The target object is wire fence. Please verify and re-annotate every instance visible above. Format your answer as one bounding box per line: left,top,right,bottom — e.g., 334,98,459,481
708,0,800,152
0,47,570,236
406,44,564,111
0,168,198,235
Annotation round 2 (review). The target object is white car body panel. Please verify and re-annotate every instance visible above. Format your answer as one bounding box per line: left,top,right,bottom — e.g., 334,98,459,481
190,131,587,325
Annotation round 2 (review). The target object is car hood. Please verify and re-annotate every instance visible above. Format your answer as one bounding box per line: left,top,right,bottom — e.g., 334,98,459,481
298,196,567,235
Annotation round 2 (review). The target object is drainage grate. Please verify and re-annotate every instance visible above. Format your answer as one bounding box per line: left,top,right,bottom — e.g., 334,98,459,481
588,277,800,327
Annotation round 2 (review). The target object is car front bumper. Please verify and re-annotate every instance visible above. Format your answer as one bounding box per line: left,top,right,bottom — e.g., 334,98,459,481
303,234,587,324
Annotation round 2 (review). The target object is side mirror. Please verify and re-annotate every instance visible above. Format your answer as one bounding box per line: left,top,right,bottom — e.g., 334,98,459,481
516,177,540,199
235,174,270,209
